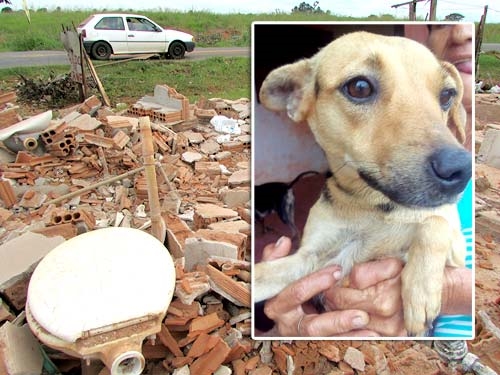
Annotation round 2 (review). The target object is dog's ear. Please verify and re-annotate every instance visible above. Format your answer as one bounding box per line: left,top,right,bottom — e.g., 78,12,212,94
441,61,466,144
259,59,315,123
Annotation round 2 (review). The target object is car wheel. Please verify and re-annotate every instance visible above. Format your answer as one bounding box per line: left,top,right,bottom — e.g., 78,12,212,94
168,41,185,59
91,41,112,60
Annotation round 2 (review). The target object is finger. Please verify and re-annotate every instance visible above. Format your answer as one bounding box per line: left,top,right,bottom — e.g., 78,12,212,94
262,236,292,261
325,276,402,316
364,311,407,337
350,258,403,289
264,266,341,318
298,310,370,337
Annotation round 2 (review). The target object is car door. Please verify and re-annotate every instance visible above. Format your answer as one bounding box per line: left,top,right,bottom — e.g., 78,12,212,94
93,16,127,54
125,16,167,53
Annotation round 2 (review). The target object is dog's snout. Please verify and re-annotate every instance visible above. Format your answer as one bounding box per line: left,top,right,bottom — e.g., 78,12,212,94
429,147,472,195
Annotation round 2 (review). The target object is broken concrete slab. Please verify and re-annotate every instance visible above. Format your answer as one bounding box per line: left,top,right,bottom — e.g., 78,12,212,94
182,151,203,164
0,232,65,309
476,211,500,241
182,130,205,145
0,322,44,375
219,188,250,208
0,231,65,288
208,220,250,235
193,203,238,230
478,128,500,168
195,161,221,176
344,347,365,372
213,151,232,161
184,237,239,271
228,169,250,186
200,139,221,155
67,113,101,131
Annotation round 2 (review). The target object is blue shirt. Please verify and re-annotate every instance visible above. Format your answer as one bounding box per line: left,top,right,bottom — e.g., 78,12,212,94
432,180,473,338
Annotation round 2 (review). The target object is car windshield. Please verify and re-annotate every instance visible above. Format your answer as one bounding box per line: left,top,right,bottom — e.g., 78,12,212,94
126,17,159,32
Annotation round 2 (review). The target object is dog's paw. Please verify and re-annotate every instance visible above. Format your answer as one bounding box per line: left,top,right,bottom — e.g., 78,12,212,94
402,269,442,336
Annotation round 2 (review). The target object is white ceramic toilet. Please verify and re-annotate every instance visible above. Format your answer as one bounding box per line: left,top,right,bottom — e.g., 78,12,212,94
26,227,176,375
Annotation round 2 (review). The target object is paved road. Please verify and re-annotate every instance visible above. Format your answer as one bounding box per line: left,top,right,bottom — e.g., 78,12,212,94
482,43,500,53
0,47,249,69
1,44,496,69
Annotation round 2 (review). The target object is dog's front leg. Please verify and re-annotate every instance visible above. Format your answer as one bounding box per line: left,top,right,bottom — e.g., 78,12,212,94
401,215,453,336
253,251,317,302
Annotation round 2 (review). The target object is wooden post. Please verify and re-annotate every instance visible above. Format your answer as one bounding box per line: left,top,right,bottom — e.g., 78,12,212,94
391,0,424,21
429,0,437,21
84,52,111,107
475,5,488,76
78,32,88,100
139,116,166,243
409,0,416,21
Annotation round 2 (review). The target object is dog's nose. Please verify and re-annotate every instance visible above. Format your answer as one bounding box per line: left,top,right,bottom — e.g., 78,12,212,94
429,147,472,195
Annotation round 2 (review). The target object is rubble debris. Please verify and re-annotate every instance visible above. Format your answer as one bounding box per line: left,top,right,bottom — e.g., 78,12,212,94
17,73,81,107
0,180,16,208
470,310,500,373
0,232,65,310
0,91,21,130
129,85,190,123
0,299,14,323
4,84,498,375
0,322,44,375
0,85,255,374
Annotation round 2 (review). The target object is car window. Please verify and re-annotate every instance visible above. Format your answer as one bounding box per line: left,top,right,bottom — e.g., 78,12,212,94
126,17,158,32
95,17,125,31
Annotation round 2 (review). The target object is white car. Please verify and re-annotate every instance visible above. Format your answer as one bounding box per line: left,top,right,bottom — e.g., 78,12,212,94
77,13,195,60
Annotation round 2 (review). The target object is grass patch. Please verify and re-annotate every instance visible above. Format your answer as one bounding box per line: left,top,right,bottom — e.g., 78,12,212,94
0,56,250,108
96,56,250,103
483,23,500,44
477,53,500,85
5,9,499,51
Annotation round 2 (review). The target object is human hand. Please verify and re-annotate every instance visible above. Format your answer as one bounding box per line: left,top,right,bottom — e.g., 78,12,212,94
322,258,407,337
322,258,472,336
261,237,375,337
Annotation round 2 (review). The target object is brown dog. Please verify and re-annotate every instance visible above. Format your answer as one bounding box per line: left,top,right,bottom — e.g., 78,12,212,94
254,31,472,336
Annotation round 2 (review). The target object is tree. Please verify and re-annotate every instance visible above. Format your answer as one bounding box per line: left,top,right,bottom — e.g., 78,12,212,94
292,1,328,14
0,0,12,4
445,13,464,21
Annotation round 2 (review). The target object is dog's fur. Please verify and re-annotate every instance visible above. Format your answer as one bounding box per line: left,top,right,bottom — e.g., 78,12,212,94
254,31,472,336
255,171,319,238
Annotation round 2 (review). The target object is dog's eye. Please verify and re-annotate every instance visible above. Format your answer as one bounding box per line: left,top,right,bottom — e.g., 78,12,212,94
439,88,456,110
342,77,376,103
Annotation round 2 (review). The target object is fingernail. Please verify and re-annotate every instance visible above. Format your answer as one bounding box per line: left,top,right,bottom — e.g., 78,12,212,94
333,270,342,280
352,315,368,328
275,236,286,248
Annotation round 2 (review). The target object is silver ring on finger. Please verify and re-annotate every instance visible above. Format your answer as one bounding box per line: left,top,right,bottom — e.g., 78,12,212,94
297,315,306,336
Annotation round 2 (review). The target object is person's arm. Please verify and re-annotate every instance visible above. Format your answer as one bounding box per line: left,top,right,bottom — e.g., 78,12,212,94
260,239,472,337
441,266,472,315
259,237,375,337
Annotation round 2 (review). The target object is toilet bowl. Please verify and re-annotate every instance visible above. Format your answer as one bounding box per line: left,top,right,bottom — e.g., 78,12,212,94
26,227,176,375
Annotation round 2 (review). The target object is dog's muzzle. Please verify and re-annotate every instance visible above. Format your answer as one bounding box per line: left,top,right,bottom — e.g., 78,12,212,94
427,146,472,197
358,145,472,208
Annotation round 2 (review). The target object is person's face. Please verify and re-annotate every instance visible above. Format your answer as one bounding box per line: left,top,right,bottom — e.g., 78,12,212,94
426,25,473,113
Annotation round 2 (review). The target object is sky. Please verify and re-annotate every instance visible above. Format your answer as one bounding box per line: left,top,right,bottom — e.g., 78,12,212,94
9,0,500,23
